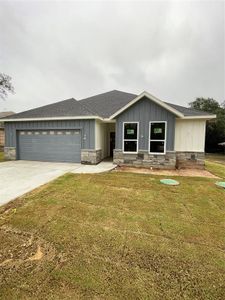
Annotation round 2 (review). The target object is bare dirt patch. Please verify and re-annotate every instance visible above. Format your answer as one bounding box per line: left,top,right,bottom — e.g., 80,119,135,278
28,245,43,261
115,166,219,178
0,225,57,273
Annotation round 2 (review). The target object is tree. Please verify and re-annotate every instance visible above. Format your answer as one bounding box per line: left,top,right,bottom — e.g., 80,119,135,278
0,73,14,100
189,98,225,153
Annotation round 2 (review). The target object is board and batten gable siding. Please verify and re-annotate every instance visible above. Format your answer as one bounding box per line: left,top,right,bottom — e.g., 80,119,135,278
4,119,95,150
115,97,176,151
175,119,206,152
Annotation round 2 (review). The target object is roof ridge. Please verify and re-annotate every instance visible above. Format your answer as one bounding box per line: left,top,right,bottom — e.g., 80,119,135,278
79,90,137,101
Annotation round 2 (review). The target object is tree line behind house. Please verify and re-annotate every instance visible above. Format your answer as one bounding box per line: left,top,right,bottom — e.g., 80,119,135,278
189,98,225,153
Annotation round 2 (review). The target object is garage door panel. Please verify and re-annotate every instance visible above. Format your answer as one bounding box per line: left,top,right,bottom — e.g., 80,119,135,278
18,130,81,163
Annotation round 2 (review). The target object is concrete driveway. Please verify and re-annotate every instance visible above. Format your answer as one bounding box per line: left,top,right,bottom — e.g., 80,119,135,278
0,160,115,206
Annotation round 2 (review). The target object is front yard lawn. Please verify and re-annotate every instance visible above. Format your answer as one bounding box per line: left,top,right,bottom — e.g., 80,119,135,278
205,160,225,179
205,153,225,165
0,171,225,299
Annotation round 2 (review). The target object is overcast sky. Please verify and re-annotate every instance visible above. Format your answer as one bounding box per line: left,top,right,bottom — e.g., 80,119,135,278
0,0,224,113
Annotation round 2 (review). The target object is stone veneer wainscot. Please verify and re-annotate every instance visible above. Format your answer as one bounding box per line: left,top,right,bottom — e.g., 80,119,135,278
113,149,176,169
81,149,102,165
113,150,205,169
4,147,16,160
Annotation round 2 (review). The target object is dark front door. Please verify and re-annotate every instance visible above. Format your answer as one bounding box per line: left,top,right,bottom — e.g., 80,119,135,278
110,132,115,157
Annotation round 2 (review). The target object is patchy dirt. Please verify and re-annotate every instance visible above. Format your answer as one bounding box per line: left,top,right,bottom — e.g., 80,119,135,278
115,166,219,178
0,224,69,298
0,225,58,275
28,245,43,261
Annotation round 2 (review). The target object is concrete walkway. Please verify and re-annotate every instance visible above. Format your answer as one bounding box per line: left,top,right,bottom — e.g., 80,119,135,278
71,161,115,174
0,160,115,206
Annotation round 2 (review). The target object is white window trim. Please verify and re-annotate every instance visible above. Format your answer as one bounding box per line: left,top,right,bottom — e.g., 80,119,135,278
149,121,167,155
123,122,139,154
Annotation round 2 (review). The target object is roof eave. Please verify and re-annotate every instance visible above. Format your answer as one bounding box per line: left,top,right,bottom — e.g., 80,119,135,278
0,116,103,122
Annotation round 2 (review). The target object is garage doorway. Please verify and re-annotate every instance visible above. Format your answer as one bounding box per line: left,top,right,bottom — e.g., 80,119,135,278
17,129,81,163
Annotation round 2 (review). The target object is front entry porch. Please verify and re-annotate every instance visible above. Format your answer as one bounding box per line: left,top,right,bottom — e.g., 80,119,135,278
93,121,116,163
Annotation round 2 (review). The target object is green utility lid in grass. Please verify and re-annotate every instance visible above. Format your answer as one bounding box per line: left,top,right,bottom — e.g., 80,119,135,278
160,179,180,186
215,181,225,189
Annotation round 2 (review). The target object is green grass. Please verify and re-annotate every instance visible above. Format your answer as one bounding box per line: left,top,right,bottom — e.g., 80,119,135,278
0,172,224,299
206,153,225,165
205,160,225,179
0,151,5,162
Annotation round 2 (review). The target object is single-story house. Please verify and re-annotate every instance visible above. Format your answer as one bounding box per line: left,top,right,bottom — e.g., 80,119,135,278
1,90,216,169
0,111,15,148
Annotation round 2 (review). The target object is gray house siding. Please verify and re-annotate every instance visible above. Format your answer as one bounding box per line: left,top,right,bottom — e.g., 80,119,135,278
5,119,95,150
4,120,97,163
115,97,176,151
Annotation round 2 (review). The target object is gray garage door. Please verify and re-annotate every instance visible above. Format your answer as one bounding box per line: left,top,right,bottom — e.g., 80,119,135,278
17,130,81,163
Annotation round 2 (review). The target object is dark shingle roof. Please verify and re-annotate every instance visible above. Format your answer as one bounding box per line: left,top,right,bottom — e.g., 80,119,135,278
80,90,213,118
1,90,213,120
2,98,96,119
164,102,213,116
79,90,137,118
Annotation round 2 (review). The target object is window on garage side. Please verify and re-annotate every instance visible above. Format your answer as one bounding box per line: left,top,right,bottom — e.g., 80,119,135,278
149,122,166,154
123,122,138,153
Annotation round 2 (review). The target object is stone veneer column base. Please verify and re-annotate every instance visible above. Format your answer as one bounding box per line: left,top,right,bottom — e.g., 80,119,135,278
81,149,102,165
4,147,16,160
176,152,205,169
113,149,176,169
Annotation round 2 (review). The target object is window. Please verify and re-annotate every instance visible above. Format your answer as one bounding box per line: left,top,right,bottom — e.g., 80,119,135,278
123,122,138,153
149,122,166,154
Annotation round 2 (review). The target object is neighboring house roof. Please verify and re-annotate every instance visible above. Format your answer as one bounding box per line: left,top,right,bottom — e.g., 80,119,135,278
0,111,15,127
0,90,215,121
0,111,15,118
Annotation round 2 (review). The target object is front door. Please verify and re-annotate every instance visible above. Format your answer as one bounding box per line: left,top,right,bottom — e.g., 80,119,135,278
110,132,115,157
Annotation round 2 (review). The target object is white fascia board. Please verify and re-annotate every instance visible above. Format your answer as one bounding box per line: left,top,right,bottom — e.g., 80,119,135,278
0,116,103,122
99,119,116,123
109,91,184,119
180,115,217,120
